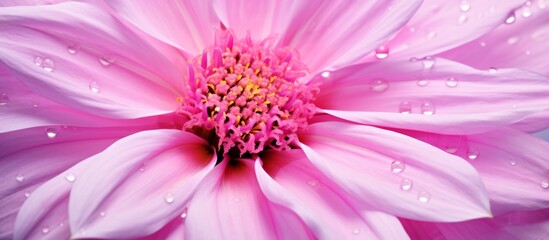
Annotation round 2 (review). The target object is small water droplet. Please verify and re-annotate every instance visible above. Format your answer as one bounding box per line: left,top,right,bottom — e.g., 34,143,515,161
507,37,519,45
375,46,389,59
522,7,532,17
370,79,389,92
0,94,9,105
99,56,116,67
417,79,429,87
307,180,319,187
67,43,80,54
15,174,25,183
460,1,471,12
42,58,55,72
180,208,188,219
540,179,549,189
321,71,331,78
467,148,479,160
31,100,40,108
400,178,413,191
418,191,431,203
445,145,458,154
99,211,106,217
512,104,517,109
488,67,498,73
509,160,517,166
480,42,487,47
139,167,145,172
352,228,360,235
34,56,43,66
505,12,516,24
428,31,437,39
458,15,468,25
89,81,100,93
45,127,58,139
41,226,50,234
421,102,436,115
233,197,241,203
391,160,406,173
164,192,175,204
24,191,31,198
445,77,458,88
65,173,76,182
399,101,412,114
421,56,436,70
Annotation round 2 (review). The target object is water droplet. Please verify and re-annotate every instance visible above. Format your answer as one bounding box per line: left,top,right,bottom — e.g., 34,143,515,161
488,67,498,73
480,42,487,47
512,104,517,109
65,173,76,182
400,178,413,191
525,50,531,55
24,191,31,198
139,167,145,172
41,227,50,234
352,228,360,235
370,79,389,92
399,101,412,114
233,197,241,203
67,43,80,54
375,46,389,59
421,56,436,70
89,81,100,93
418,191,431,203
42,58,55,72
409,57,419,62
99,56,115,67
307,180,319,187
409,27,416,32
15,174,25,183
321,71,330,78
0,94,9,105
34,56,43,66
421,102,436,115
428,31,437,39
99,211,106,217
445,77,458,88
467,148,479,160
540,179,549,189
445,145,458,154
164,193,175,204
507,37,519,45
180,208,188,219
45,127,58,139
417,79,429,87
522,7,532,18
509,160,517,166
391,160,406,173
460,1,471,12
31,100,40,108
458,15,468,25
505,12,516,24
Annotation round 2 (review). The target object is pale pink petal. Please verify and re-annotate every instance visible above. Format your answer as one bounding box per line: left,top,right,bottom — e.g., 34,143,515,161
298,122,491,222
440,4,549,76
6,127,145,240
0,0,65,6
512,110,549,132
104,1,218,56
67,130,216,239
0,3,184,119
185,159,313,239
404,128,549,215
315,58,549,134
214,0,422,73
257,150,409,239
383,0,525,60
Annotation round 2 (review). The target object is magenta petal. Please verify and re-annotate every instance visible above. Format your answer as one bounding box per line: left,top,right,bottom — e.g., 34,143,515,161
68,130,216,239
256,150,409,239
315,58,549,134
298,122,491,222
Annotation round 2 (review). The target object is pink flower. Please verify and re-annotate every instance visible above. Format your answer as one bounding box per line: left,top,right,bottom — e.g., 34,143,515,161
1,0,548,239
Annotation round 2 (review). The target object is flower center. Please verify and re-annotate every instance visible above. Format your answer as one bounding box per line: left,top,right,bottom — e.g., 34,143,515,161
177,30,317,156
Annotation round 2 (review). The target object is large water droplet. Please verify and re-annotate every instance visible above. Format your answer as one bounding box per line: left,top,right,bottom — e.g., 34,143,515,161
445,77,459,88
400,178,413,191
352,228,360,235
41,226,50,234
467,148,479,160
375,46,389,59
42,58,55,72
458,15,468,25
15,174,25,183
99,56,116,67
505,12,516,24
421,56,436,70
460,1,471,12
67,43,80,54
45,127,58,139
0,94,9,105
391,160,406,173
418,191,431,203
417,80,429,87
421,102,436,115
370,79,389,92
89,81,100,93
399,101,412,114
65,173,76,182
34,56,43,66
164,192,175,204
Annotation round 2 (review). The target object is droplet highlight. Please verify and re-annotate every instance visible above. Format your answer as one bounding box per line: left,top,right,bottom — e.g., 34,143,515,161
458,15,468,25
42,58,55,72
418,191,431,203
45,127,58,139
164,193,175,204
370,79,389,92
421,102,436,115
509,160,517,166
467,148,479,160
99,56,116,67
34,56,43,66
445,77,458,88
375,46,389,59
460,1,471,12
417,80,429,87
488,67,498,73
24,191,31,198
65,173,76,182
180,208,188,219
0,94,9,105
421,56,436,70
41,227,50,234
400,178,413,191
89,81,100,93
67,43,80,54
399,101,412,114
15,174,25,183
321,71,331,78
540,179,549,189
505,12,516,24
391,160,406,173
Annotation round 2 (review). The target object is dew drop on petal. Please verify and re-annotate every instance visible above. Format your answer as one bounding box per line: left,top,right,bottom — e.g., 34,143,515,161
445,145,458,154
33,56,43,66
15,174,25,183
540,179,549,189
307,179,319,187
321,71,331,78
488,67,498,73
460,1,471,12
99,56,115,66
418,191,431,203
99,211,106,217
180,208,188,220
375,46,389,59
509,160,517,166
45,127,58,139
409,57,419,62
42,58,55,72
507,37,519,45
421,102,436,115
428,31,437,39
522,7,532,18
67,43,80,54
32,100,40,108
400,178,413,191
0,94,9,105
417,80,429,87
458,15,468,25
24,191,31,198
65,173,76,182
467,148,479,160
421,56,436,70
164,192,175,204
445,77,458,88
352,228,360,235
391,160,405,173
480,42,487,47
41,227,50,234
370,79,389,92
505,12,516,24
89,81,100,93
399,101,412,114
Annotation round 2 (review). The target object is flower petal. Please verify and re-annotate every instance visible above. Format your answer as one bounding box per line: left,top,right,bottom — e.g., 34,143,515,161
104,1,218,55
512,110,549,133
384,0,525,59
214,0,422,73
0,2,184,119
315,58,549,134
68,130,216,239
298,121,491,222
257,150,410,239
440,4,549,76
185,159,313,240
